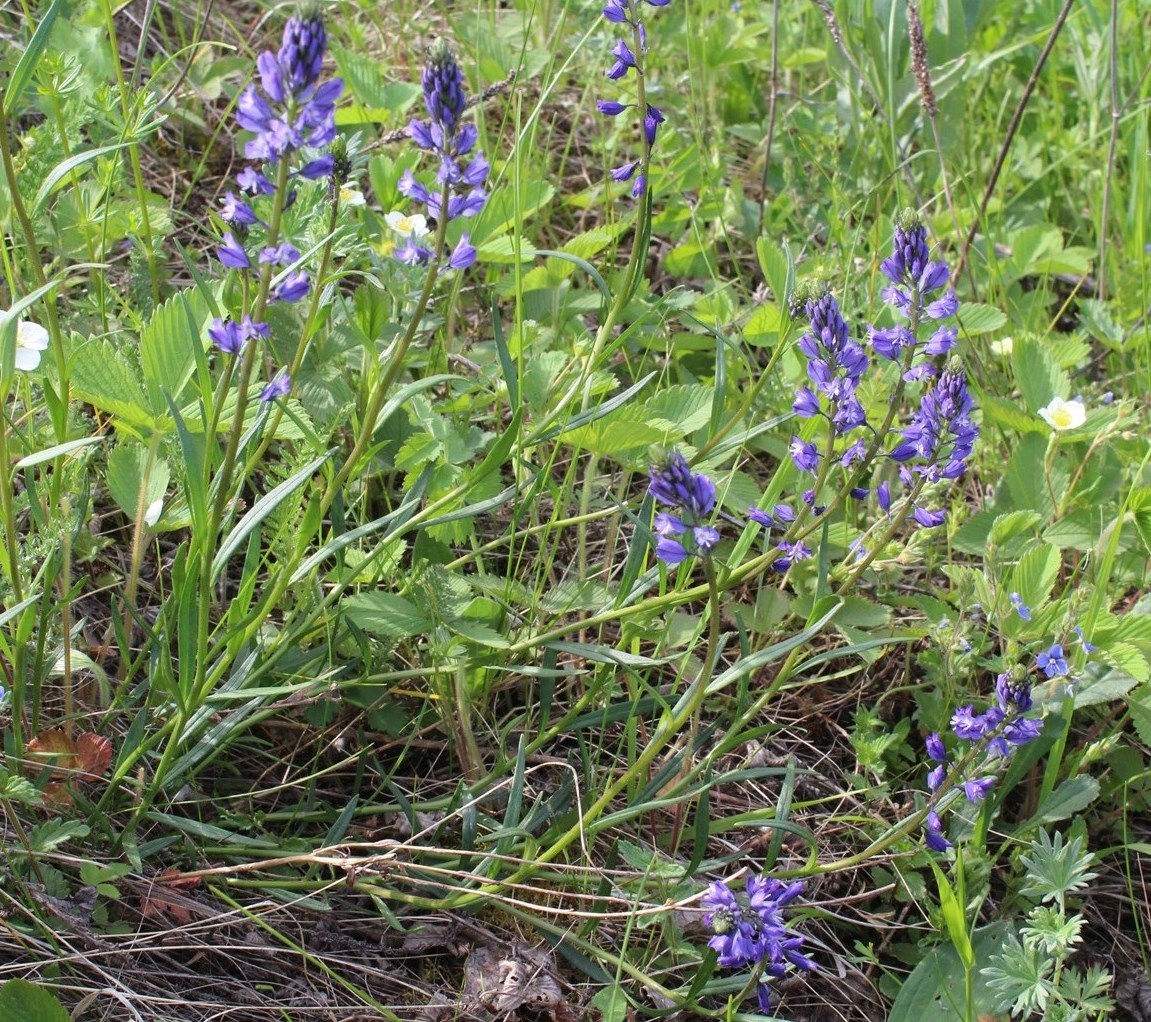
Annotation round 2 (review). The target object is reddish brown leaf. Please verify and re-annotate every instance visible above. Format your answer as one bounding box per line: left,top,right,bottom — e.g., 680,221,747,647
74,732,113,781
139,868,201,926
25,729,77,780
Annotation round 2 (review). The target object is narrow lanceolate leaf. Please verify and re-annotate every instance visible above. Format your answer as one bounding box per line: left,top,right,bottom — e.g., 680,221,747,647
4,0,67,114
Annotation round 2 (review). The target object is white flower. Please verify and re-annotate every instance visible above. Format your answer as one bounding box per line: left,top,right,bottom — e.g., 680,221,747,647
989,336,1013,356
384,211,429,239
1038,396,1086,431
13,320,49,372
339,186,366,208
144,498,164,527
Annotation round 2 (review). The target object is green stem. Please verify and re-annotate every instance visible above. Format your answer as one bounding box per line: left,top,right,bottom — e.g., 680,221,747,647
320,182,453,513
241,189,343,478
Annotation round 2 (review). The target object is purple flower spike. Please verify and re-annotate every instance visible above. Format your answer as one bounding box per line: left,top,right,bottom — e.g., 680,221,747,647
278,12,327,96
701,875,816,1012
649,452,715,519
400,41,489,237
648,452,719,565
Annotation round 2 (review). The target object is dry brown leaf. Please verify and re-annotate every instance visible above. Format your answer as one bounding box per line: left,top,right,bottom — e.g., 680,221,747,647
138,868,202,926
75,732,113,781
25,729,78,780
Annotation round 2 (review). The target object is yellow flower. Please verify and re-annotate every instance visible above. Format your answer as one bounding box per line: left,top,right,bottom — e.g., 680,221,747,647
989,336,1013,356
1038,397,1086,431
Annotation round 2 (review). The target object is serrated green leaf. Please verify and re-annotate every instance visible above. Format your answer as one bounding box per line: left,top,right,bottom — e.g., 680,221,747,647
1098,641,1150,683
1011,336,1067,413
140,288,210,412
1043,511,1101,552
642,385,714,435
1129,686,1151,746
956,302,1007,335
106,443,169,523
1009,543,1060,611
990,510,1042,546
343,592,432,638
539,580,616,615
70,339,161,432
449,619,510,648
979,393,1044,434
1074,662,1140,708
30,818,91,853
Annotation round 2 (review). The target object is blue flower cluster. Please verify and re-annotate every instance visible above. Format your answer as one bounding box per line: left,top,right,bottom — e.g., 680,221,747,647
701,875,817,1013
210,9,344,401
792,292,869,439
922,669,1043,852
648,452,720,565
596,0,669,196
397,41,487,269
645,212,980,574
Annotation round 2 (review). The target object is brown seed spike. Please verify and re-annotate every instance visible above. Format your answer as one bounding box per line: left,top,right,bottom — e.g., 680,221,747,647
907,2,939,117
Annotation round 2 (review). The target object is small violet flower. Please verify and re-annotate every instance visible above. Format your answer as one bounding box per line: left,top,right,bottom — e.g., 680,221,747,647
1036,643,1069,678
1009,592,1032,621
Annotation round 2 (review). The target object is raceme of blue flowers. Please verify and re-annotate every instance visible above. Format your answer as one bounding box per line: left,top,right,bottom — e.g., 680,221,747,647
914,620,1103,854
701,875,817,1013
397,41,488,269
596,0,669,197
646,211,980,577
211,9,346,401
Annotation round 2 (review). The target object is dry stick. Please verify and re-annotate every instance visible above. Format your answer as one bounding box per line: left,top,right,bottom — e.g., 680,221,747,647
907,1,975,295
1098,0,1120,299
952,0,1076,288
755,0,781,239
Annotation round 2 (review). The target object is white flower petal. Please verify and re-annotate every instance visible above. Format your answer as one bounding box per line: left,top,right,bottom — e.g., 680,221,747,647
144,498,164,527
13,346,42,372
16,321,50,351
